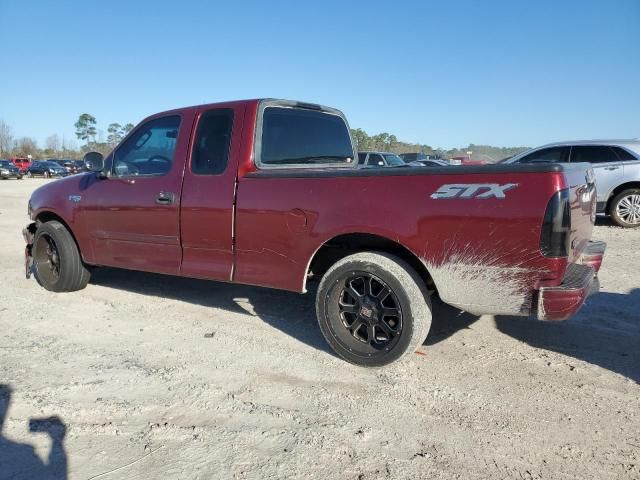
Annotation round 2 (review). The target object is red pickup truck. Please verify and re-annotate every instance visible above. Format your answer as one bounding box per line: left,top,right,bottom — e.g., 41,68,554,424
23,99,605,366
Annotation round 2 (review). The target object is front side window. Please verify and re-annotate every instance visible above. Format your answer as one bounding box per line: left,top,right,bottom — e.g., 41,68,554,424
113,115,181,177
571,146,617,164
191,109,234,175
518,146,569,163
358,152,367,164
259,107,353,166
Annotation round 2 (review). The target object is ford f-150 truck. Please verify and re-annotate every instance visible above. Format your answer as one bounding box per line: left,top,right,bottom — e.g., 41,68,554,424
23,99,606,366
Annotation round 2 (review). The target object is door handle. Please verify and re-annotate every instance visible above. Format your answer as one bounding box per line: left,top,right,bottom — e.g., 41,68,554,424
604,166,620,171
155,191,175,205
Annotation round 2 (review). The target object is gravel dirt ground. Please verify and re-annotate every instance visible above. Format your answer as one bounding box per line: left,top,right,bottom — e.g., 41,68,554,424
1,178,638,480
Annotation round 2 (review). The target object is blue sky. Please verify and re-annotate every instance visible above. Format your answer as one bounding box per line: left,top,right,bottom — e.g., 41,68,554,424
1,0,638,149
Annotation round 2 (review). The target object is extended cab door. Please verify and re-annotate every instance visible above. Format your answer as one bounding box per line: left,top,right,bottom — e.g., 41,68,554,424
234,101,356,292
80,112,195,274
179,103,246,280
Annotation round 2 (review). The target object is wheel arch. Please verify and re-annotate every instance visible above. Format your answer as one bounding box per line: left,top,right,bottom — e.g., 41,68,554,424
305,232,435,294
34,210,88,263
605,181,640,214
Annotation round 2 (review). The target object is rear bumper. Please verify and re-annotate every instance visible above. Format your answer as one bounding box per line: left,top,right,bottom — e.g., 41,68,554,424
537,241,606,321
580,240,606,273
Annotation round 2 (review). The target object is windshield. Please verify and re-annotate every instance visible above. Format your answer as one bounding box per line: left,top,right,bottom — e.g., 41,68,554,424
382,154,405,166
0,160,11,167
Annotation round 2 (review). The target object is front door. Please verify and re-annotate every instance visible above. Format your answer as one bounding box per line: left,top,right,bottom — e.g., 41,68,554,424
80,112,195,275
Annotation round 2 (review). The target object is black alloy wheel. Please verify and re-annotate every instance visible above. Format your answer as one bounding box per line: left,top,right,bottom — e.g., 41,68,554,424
34,232,61,286
335,272,403,351
316,252,432,367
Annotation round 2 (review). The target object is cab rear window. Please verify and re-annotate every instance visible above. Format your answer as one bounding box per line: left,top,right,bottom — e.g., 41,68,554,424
259,107,353,167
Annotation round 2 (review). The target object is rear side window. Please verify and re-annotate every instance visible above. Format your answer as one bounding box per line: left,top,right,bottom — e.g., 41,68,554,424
571,146,617,164
610,146,637,161
191,109,234,175
518,147,569,163
367,154,384,166
114,115,181,177
259,107,354,166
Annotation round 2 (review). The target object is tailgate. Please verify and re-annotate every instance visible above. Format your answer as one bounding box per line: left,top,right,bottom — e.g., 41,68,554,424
562,162,597,263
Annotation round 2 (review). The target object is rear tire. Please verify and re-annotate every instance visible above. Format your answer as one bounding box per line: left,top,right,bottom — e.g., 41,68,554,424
610,189,640,228
32,220,90,292
316,252,432,367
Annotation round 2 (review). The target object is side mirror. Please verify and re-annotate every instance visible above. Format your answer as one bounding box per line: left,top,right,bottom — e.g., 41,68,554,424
83,152,104,173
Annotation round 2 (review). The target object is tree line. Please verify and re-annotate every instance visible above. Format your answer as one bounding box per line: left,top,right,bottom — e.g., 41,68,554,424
0,116,528,163
0,114,135,160
350,128,528,162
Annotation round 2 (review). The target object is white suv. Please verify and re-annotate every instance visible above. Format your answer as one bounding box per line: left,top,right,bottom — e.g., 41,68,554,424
503,140,640,227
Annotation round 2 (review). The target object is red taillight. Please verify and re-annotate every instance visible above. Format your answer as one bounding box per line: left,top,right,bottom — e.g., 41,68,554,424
540,188,571,257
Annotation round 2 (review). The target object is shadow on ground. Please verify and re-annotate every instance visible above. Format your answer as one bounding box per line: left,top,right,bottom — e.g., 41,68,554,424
496,289,640,383
90,268,639,381
424,290,639,383
595,215,617,227
0,385,67,480
424,298,480,346
90,267,330,354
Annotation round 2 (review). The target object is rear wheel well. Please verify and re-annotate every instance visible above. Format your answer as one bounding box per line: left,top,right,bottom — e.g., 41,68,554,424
307,233,435,293
606,182,640,213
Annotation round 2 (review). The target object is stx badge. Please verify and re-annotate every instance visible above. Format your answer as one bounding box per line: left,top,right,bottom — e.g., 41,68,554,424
430,183,518,199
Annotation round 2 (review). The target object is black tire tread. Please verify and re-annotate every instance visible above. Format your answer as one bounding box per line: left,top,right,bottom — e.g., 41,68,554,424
33,220,90,292
316,251,432,367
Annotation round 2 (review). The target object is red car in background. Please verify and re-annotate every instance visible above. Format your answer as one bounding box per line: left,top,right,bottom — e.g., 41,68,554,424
10,157,32,172
449,156,487,166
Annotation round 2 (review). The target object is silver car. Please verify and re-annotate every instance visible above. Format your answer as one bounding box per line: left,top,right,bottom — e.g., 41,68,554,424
357,151,406,167
502,140,640,227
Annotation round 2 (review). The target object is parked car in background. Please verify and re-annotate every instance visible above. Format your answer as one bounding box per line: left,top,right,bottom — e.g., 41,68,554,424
358,151,406,167
50,159,82,174
0,159,24,179
399,152,442,164
409,159,451,167
449,156,487,166
10,157,31,172
73,160,87,173
26,160,68,178
502,140,640,227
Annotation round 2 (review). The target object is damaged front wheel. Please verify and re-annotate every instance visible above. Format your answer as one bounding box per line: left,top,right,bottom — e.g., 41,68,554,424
32,220,90,292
